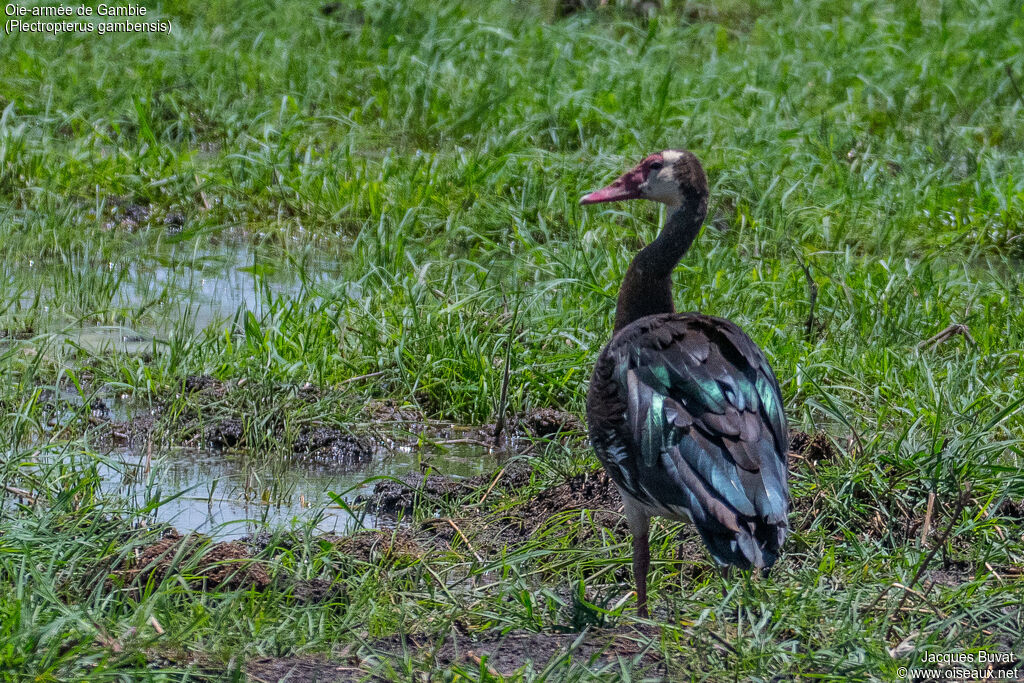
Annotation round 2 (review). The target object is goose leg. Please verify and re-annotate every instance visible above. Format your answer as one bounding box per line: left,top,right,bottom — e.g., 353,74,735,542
634,531,650,617
625,502,651,618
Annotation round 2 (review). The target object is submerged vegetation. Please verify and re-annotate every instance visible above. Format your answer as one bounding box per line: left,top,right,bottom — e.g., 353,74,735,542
1,0,1023,679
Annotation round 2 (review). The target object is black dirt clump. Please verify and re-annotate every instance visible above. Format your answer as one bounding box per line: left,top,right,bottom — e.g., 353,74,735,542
465,459,534,491
924,559,975,588
246,655,363,683
164,212,186,235
370,625,662,676
109,202,151,231
995,499,1024,521
365,460,537,518
238,531,275,553
514,468,621,534
789,430,838,463
110,410,160,447
206,418,244,450
326,529,422,565
520,408,584,438
183,375,228,398
292,426,373,466
284,577,342,605
364,474,473,514
199,540,272,589
114,530,271,592
184,375,212,392
296,382,322,402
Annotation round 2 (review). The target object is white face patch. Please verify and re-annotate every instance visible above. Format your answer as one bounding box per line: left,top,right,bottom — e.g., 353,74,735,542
660,149,684,165
642,149,685,207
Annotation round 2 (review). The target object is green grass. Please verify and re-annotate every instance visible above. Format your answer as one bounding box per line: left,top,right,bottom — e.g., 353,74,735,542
2,0,1024,679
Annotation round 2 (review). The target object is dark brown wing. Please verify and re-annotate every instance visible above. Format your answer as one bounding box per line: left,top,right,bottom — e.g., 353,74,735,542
587,313,789,569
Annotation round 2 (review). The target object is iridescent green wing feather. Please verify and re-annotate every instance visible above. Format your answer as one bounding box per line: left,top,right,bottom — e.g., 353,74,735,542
590,313,789,569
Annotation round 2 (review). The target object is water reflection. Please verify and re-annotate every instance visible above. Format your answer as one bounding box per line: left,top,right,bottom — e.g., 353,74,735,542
1,243,345,352
101,441,493,540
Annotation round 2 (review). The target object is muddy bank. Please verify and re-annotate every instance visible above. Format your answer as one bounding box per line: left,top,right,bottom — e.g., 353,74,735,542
87,372,585,465
789,429,839,464
155,624,663,682
368,625,663,677
112,530,271,594
323,529,423,566
519,406,585,438
94,377,378,465
291,426,374,466
514,468,621,531
362,458,535,514
364,461,618,522
108,460,629,595
365,462,630,552
114,527,425,602
363,472,474,513
178,378,583,450
96,443,1023,610
246,656,363,683
468,468,631,550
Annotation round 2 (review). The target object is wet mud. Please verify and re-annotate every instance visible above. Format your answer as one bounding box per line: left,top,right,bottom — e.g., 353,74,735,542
995,498,1024,521
388,466,630,551
365,462,624,541
370,624,664,677
246,656,364,683
157,624,664,683
94,375,376,466
182,374,229,398
325,529,423,566
291,426,374,466
204,417,245,450
76,394,1024,582
108,460,632,597
95,374,584,458
363,458,535,514
506,468,623,540
113,530,271,593
363,472,474,514
519,407,585,438
788,429,839,464
103,197,187,235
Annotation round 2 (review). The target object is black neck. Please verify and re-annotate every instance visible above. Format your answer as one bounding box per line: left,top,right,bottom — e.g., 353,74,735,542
613,194,708,332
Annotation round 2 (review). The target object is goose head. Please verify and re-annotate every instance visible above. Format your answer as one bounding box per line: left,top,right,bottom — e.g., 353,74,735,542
580,149,708,209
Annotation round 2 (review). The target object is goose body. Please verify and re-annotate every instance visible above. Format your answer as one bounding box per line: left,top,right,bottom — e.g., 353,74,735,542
581,149,789,617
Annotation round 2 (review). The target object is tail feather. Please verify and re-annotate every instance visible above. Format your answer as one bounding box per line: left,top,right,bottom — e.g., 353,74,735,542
700,521,787,570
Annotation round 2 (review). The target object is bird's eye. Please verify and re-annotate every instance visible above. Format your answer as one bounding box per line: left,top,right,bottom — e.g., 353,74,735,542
649,161,663,171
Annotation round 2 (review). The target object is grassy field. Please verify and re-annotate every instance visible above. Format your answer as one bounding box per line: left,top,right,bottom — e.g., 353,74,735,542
2,0,1024,679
